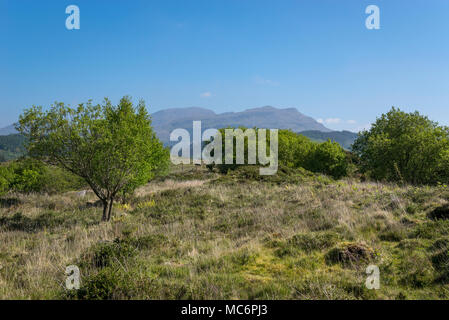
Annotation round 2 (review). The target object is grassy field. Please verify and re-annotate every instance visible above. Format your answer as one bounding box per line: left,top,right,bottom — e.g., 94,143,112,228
1,164,449,299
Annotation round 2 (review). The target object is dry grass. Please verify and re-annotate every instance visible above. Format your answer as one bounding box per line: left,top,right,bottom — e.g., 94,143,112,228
1,165,449,299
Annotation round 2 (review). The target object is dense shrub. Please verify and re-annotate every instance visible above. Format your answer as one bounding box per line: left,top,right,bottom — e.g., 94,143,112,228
278,130,314,168
0,166,13,195
0,158,86,194
353,107,449,184
305,140,348,179
207,128,349,179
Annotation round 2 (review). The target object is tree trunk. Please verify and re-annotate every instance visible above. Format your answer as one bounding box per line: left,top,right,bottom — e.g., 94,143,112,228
102,200,109,222
107,198,114,221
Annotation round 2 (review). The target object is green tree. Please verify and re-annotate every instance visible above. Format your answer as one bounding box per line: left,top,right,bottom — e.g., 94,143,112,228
17,96,169,221
0,166,13,196
306,140,348,179
279,130,314,168
353,107,449,184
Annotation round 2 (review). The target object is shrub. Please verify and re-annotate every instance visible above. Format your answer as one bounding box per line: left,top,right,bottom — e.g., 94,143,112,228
207,128,349,179
3,158,86,194
278,130,314,168
305,140,348,179
353,107,449,184
0,166,13,195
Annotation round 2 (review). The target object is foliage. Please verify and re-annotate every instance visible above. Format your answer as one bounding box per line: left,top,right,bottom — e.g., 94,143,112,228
306,140,348,179
353,107,449,184
0,166,12,195
207,128,348,179
0,158,85,194
16,96,169,221
278,129,314,168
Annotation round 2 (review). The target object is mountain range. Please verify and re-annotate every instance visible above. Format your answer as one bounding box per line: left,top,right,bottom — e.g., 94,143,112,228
0,124,17,136
150,106,357,149
151,106,332,143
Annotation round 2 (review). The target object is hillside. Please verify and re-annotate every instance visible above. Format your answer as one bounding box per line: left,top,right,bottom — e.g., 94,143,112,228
0,134,26,162
0,164,448,299
300,130,358,150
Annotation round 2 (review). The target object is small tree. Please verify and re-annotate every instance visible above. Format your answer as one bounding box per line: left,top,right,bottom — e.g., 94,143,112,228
17,96,169,221
353,107,449,184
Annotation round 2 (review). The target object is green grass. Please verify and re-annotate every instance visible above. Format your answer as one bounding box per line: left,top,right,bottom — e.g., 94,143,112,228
1,164,449,299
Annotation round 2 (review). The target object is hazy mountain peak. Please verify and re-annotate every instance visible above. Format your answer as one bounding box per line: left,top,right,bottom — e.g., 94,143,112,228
150,106,332,145
0,124,17,136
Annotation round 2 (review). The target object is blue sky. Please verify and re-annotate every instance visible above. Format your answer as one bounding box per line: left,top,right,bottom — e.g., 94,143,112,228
1,0,448,131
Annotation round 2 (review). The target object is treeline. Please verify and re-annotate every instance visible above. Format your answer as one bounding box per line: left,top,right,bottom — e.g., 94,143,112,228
208,107,449,185
205,127,349,178
283,106,449,185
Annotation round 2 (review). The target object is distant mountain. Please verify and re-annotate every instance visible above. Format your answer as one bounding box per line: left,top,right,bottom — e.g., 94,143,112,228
299,130,358,150
151,106,332,145
0,124,17,136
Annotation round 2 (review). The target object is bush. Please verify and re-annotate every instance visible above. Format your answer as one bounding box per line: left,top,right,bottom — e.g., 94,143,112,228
0,166,13,195
353,107,449,184
278,130,314,168
0,158,86,194
207,128,349,179
305,140,348,179
280,130,348,178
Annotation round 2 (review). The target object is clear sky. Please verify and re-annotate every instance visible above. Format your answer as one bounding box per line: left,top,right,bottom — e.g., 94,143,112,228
1,0,448,131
